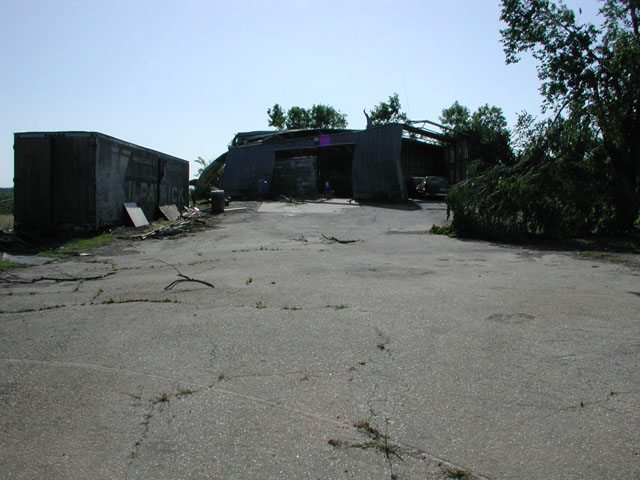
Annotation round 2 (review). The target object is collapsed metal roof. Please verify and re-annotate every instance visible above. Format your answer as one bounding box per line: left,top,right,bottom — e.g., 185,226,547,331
231,122,457,148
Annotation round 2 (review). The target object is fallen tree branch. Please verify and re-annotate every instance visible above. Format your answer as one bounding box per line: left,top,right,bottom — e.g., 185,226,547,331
152,258,215,291
165,274,215,290
0,271,116,284
321,234,361,244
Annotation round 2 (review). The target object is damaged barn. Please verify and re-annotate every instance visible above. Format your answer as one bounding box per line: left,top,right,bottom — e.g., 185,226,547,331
217,122,469,201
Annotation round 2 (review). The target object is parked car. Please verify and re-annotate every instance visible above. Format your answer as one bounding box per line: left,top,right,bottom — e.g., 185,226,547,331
417,176,451,198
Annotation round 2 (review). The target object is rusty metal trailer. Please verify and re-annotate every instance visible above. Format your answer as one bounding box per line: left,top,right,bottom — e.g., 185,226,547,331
13,131,189,236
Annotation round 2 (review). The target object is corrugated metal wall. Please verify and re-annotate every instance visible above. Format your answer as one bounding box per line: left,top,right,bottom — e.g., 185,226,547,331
13,134,54,234
52,134,96,225
352,124,406,201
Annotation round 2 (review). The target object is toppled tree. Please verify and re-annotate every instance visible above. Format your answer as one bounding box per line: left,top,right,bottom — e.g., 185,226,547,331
443,0,640,239
267,103,348,130
500,0,640,232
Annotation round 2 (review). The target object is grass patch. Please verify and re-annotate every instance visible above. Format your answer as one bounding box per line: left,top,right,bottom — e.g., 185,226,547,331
39,233,115,258
0,259,26,271
429,224,456,237
578,250,623,261
255,300,266,309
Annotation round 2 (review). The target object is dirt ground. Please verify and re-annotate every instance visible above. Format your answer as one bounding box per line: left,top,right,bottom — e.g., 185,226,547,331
1,199,639,479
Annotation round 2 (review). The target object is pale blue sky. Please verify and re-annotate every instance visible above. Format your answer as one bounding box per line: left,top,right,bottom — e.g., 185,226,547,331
0,0,601,187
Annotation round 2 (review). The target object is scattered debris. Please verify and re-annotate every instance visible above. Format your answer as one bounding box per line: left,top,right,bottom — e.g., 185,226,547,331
223,207,247,212
156,260,215,291
280,194,304,204
124,203,149,227
136,219,192,240
321,234,360,244
159,204,181,221
165,272,214,291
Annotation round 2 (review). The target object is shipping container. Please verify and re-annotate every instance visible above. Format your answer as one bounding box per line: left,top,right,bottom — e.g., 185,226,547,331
14,131,189,235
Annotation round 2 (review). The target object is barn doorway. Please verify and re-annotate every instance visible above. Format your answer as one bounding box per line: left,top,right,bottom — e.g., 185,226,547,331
272,144,355,198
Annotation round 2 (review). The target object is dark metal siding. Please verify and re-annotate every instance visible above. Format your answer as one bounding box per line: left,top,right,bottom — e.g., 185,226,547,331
13,134,54,234
220,144,275,196
352,124,406,201
51,134,96,225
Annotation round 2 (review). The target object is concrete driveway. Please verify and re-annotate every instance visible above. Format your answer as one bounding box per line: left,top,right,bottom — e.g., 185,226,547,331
1,200,638,479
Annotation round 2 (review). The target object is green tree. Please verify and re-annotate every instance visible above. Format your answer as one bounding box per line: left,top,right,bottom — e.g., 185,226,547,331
439,101,471,131
285,106,312,129
267,104,286,130
440,101,513,168
266,103,348,130
367,93,408,125
500,0,640,231
309,104,348,129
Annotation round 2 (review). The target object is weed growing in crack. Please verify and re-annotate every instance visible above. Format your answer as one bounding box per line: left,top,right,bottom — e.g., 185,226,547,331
283,305,301,310
246,277,253,285
326,304,348,310
177,386,194,397
1,304,67,314
151,393,169,404
218,372,227,380
93,288,104,299
255,301,266,309
101,297,180,305
73,280,83,292
442,466,473,479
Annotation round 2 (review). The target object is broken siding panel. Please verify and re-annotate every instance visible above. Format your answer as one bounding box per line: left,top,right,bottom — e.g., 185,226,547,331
220,145,276,195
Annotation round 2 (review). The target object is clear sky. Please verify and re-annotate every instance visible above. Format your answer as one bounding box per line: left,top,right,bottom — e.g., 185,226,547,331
0,0,602,187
